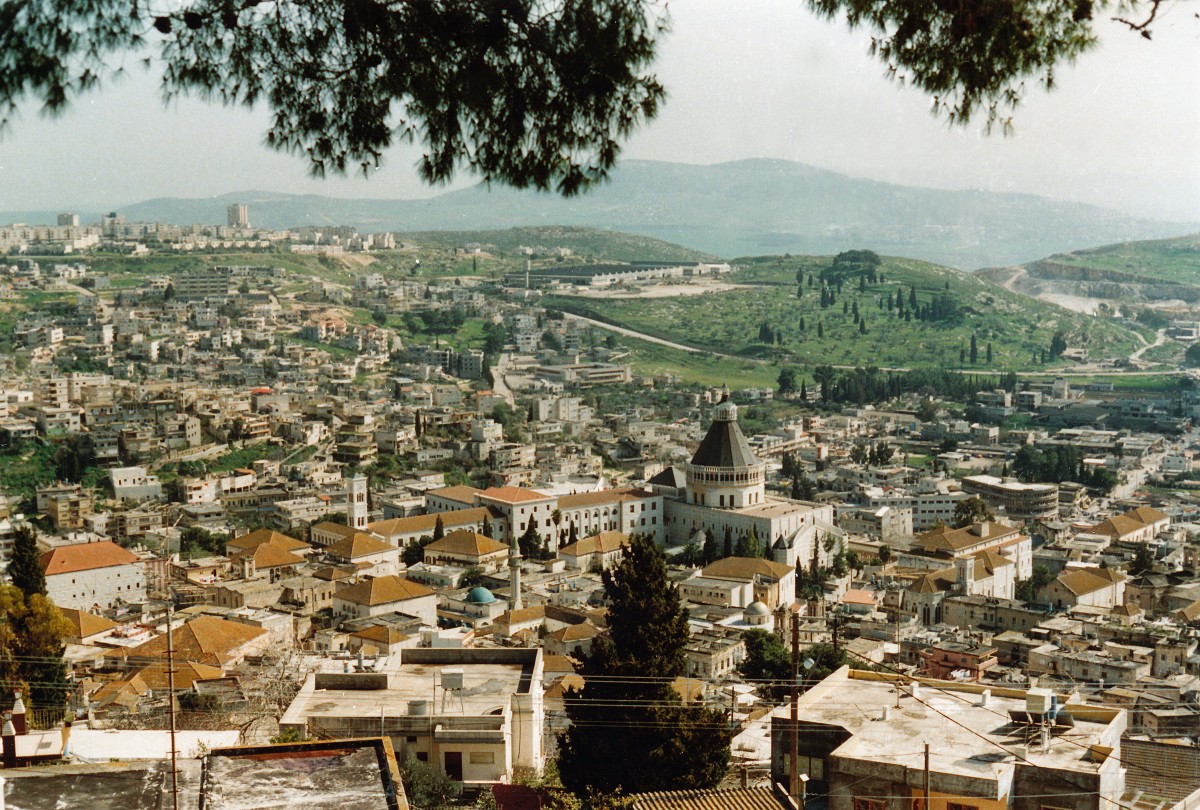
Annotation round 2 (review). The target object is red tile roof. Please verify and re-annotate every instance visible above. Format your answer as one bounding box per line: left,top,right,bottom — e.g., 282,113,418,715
40,541,139,576
478,486,554,504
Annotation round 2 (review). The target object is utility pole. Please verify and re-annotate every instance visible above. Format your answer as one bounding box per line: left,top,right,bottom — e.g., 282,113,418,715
789,608,800,804
165,601,179,810
923,741,931,810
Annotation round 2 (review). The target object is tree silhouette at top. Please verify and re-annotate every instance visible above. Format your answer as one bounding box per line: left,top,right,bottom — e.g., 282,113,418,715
0,2,1158,193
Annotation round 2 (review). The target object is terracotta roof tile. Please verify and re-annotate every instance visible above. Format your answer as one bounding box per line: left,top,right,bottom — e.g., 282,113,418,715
40,540,139,576
126,616,267,667
328,532,395,559
237,543,305,569
557,488,648,509
558,531,629,557
335,575,434,606
1056,567,1125,596
425,529,508,557
227,529,311,553
368,507,494,539
629,787,790,810
478,486,554,504
58,607,118,640
701,556,793,582
426,485,483,505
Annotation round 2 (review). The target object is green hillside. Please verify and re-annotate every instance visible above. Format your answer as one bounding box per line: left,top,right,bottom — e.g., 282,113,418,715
1034,233,1200,285
402,225,717,263
546,253,1149,371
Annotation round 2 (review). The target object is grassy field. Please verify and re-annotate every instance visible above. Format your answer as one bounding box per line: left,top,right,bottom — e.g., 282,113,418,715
209,443,281,473
0,441,58,501
548,254,1146,372
1044,234,1200,285
618,335,779,388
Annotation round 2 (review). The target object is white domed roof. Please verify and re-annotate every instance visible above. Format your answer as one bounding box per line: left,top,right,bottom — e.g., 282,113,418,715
745,600,770,616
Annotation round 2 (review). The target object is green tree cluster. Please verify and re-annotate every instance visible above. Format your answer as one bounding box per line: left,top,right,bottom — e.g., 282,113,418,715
1012,444,1118,493
1015,564,1055,603
952,496,994,528
3,527,72,715
810,366,1017,407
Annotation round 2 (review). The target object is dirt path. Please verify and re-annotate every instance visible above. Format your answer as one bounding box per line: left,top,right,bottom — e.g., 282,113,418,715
1129,328,1167,363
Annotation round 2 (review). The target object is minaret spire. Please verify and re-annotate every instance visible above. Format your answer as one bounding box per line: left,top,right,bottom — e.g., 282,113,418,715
509,531,523,611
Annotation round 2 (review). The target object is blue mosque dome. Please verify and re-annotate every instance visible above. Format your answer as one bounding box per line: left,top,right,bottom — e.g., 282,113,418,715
465,586,497,605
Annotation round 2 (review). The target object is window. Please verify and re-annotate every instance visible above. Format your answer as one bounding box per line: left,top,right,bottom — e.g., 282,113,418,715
947,803,978,810
853,798,883,810
406,736,417,743
469,751,494,764
415,751,428,762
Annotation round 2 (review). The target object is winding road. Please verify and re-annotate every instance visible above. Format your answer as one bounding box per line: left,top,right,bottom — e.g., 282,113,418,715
561,312,1182,378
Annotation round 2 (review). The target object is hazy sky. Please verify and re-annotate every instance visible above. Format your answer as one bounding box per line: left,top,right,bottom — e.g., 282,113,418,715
0,1,1197,221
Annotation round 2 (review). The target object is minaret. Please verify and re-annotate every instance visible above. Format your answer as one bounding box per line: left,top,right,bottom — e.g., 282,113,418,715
509,531,523,611
347,473,368,530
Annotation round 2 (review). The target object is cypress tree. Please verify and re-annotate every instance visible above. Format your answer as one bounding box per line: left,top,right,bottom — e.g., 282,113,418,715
9,526,46,597
557,535,729,795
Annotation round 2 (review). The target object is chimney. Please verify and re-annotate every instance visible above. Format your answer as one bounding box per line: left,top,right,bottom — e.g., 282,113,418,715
978,689,991,709
880,706,891,721
10,692,25,735
2,712,15,768
911,681,921,699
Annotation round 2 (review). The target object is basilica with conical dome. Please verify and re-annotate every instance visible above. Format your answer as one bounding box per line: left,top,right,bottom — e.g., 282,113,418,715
684,392,766,510
652,389,840,570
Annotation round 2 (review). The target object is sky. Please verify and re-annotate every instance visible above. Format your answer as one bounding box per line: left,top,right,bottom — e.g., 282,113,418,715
0,1,1197,221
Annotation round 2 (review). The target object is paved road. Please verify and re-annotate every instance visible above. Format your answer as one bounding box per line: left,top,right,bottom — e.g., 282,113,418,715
492,352,515,405
561,312,745,360
563,312,1183,378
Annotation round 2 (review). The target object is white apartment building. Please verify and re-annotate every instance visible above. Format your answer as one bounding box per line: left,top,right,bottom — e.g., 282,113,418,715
41,540,146,611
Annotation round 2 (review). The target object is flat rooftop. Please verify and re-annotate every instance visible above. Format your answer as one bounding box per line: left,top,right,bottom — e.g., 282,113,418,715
737,499,816,519
776,668,1123,787
283,650,539,724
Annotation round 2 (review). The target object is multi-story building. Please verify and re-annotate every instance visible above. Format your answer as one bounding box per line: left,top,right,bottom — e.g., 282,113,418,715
683,626,746,679
961,475,1059,521
838,505,912,545
772,668,1126,810
41,540,147,611
279,647,544,785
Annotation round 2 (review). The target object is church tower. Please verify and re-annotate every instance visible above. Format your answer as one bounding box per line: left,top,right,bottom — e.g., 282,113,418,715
684,388,766,509
347,473,369,530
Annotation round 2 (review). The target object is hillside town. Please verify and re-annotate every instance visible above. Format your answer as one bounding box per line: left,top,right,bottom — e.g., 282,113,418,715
3,214,1200,809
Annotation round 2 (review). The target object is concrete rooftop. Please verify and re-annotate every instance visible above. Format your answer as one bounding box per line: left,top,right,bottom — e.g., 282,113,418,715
776,668,1124,791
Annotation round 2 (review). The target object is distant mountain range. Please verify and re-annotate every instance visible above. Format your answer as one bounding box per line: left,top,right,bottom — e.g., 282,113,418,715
6,159,1194,269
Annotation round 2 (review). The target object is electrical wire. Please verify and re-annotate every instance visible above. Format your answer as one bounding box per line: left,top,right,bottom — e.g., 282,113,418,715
837,646,1187,792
